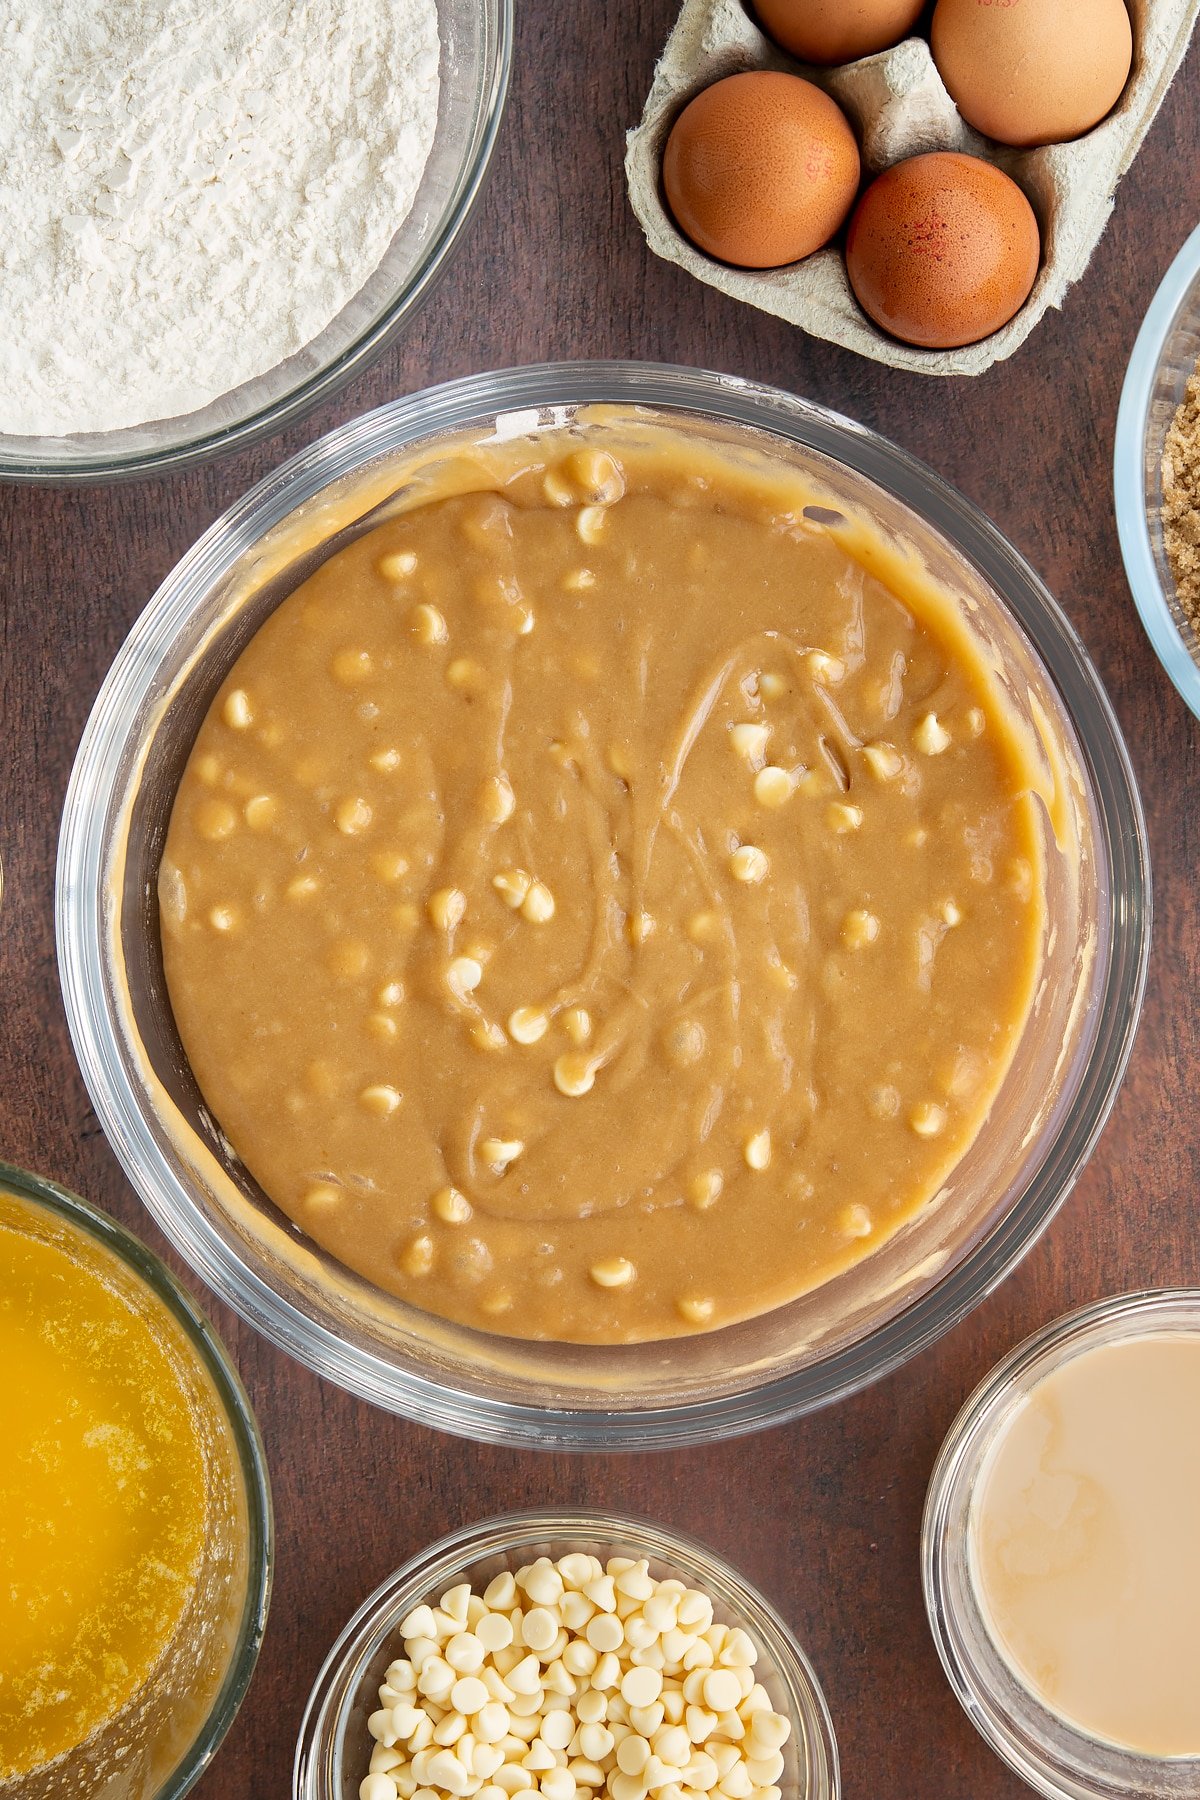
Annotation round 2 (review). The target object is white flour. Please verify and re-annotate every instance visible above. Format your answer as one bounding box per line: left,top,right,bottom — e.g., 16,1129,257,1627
0,0,439,437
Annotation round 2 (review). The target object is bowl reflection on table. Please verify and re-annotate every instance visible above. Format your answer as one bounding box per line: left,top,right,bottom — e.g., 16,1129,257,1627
56,362,1150,1449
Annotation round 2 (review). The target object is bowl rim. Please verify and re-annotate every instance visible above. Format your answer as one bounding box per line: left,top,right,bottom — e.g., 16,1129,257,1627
0,1157,275,1800
291,1505,840,1800
0,0,513,484
1114,218,1200,723
921,1289,1200,1798
56,360,1152,1449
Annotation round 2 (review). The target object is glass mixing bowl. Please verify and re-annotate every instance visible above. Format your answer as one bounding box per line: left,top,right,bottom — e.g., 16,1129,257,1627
0,0,511,483
56,361,1150,1449
0,1159,273,1799
293,1509,839,1800
1114,220,1200,722
923,1292,1200,1800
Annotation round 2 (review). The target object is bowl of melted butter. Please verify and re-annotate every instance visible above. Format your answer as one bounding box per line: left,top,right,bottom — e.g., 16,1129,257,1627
57,363,1149,1447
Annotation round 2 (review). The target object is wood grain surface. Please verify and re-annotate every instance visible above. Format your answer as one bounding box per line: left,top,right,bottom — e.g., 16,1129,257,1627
2,6,1198,1796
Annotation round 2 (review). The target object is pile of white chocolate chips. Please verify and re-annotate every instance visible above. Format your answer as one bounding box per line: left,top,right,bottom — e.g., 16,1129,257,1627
361,1553,793,1800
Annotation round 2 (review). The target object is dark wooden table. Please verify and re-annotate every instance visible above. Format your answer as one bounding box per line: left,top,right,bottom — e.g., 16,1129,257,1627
3,7,1198,1796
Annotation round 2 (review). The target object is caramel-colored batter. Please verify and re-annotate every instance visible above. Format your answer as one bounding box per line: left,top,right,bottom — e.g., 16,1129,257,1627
160,424,1046,1343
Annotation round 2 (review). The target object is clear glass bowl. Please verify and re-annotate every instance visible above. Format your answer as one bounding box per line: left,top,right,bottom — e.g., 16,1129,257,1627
0,0,511,483
923,1291,1200,1800
56,361,1151,1449
1114,220,1200,721
0,1158,273,1799
292,1509,839,1800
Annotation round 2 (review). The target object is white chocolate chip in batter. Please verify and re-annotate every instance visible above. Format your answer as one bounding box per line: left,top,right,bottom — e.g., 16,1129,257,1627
743,1130,771,1171
753,766,795,808
378,550,417,582
222,688,253,729
561,1008,592,1046
360,1084,402,1117
688,1169,723,1210
399,1234,435,1277
410,603,448,646
331,647,373,687
429,888,467,932
335,795,373,835
433,1186,473,1225
446,956,483,1000
729,845,769,884
729,722,770,767
910,1101,946,1138
509,1006,549,1045
554,1054,595,1098
863,742,903,781
826,801,863,834
480,1138,524,1173
521,881,555,924
841,908,880,949
590,1257,634,1289
913,712,951,756
480,775,515,825
839,1203,873,1239
493,868,532,909
676,1296,715,1326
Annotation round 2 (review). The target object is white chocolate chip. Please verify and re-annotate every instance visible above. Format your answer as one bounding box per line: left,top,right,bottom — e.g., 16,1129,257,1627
508,1007,549,1045
590,1257,634,1290
863,742,903,781
910,1102,946,1138
480,1138,523,1173
913,712,951,756
447,956,483,999
825,801,863,834
729,723,769,767
360,1084,402,1117
554,1054,595,1098
378,550,418,585
743,1131,771,1172
410,603,448,646
752,766,794,808
729,845,769,885
432,1186,472,1225
429,888,467,932
521,881,555,924
480,775,515,825
841,909,879,950
222,688,253,729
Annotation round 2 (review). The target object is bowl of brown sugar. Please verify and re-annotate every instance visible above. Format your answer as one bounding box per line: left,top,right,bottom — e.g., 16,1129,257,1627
1115,220,1200,721
58,362,1149,1448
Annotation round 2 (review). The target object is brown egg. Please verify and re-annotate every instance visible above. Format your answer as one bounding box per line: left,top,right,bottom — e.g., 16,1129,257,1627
662,72,861,269
931,0,1133,148
754,0,926,66
845,152,1040,349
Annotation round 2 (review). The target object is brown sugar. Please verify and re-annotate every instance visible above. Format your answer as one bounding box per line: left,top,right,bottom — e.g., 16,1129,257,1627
1161,371,1200,638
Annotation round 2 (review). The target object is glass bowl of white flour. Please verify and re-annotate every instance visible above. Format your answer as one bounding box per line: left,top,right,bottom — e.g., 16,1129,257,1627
0,0,510,480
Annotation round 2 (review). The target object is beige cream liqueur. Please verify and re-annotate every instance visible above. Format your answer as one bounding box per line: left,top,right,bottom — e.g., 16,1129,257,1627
971,1332,1200,1758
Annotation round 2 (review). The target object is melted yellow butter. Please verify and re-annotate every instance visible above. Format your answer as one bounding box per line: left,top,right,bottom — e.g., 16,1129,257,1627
0,1191,207,1779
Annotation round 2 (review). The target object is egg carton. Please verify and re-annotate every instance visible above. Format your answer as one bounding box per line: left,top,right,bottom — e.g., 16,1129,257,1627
625,0,1198,375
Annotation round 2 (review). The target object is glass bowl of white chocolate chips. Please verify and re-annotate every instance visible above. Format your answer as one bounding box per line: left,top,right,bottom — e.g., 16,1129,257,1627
57,362,1150,1446
293,1510,839,1800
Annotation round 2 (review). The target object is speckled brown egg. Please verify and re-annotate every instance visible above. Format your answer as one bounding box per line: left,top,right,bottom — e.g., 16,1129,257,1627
754,0,926,66
845,151,1040,349
662,71,861,269
931,0,1133,148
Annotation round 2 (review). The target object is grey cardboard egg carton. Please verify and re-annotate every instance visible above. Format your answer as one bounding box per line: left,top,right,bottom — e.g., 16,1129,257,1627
625,0,1198,375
